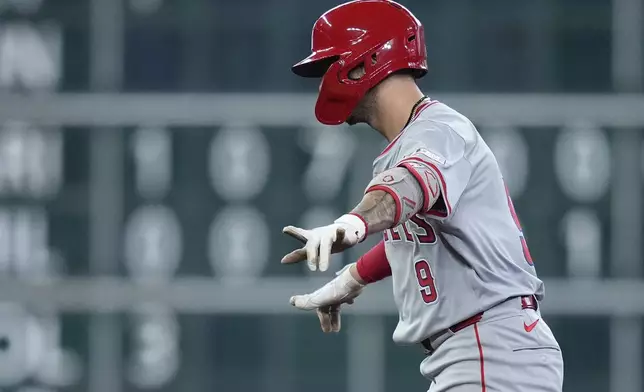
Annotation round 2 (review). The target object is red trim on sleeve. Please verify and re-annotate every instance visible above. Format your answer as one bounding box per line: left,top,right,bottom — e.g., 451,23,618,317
397,156,452,217
398,162,431,212
347,212,369,242
356,240,392,284
474,324,487,392
365,185,402,225
402,196,417,208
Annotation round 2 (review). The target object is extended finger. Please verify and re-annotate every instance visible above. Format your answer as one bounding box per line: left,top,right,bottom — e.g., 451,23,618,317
305,238,320,271
318,304,340,332
330,308,342,332
318,232,335,272
281,247,307,264
317,307,332,333
282,226,310,243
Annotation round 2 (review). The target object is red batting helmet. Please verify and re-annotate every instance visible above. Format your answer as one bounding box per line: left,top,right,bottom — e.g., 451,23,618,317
292,0,428,125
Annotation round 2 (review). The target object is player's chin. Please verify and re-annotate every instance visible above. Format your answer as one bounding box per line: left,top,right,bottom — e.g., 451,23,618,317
345,115,359,126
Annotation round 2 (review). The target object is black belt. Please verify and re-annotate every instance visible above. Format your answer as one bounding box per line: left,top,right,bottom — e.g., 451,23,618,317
421,295,538,355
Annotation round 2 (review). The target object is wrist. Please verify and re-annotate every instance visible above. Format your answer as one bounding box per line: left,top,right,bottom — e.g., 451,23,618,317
349,263,367,285
334,213,368,242
336,263,365,289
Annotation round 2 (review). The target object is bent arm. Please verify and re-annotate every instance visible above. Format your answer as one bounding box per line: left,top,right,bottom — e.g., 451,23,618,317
281,163,442,272
349,166,441,236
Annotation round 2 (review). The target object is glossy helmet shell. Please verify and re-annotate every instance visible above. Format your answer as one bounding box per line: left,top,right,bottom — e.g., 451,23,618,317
292,0,428,125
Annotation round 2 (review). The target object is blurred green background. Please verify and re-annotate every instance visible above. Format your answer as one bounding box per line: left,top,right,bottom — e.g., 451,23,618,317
0,0,642,391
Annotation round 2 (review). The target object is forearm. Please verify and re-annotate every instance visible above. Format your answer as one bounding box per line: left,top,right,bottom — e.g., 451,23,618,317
350,190,398,234
333,166,440,246
349,165,440,236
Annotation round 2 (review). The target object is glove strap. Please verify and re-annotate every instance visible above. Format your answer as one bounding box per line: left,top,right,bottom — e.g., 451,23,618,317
335,213,368,242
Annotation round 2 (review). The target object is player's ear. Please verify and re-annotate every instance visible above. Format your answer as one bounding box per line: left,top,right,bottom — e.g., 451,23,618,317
346,54,376,81
348,63,366,81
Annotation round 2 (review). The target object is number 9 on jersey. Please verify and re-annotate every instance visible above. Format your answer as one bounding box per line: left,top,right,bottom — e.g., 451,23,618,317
415,259,438,304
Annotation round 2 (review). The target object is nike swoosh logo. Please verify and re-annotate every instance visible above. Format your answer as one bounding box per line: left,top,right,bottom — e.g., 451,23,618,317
524,319,540,332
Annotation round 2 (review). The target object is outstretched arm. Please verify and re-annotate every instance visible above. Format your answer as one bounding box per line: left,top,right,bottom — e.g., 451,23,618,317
282,165,442,272
351,161,443,235
285,165,442,331
349,190,398,235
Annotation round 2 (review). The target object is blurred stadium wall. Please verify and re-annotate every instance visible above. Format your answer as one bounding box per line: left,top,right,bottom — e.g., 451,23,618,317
0,0,642,391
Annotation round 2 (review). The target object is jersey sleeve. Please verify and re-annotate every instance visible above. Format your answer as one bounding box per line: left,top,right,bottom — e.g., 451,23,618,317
394,120,472,220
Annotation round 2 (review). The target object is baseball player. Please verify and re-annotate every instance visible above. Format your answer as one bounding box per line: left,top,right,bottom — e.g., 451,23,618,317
281,1,564,391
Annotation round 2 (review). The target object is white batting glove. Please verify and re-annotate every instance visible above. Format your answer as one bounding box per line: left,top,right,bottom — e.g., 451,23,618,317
289,263,365,332
281,214,367,272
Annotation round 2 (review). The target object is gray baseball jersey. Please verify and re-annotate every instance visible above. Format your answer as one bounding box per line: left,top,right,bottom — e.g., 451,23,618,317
372,98,544,345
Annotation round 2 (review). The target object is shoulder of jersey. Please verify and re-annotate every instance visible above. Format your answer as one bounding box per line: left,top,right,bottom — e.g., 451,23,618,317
375,100,441,161
374,99,475,164
410,101,478,145
411,100,466,127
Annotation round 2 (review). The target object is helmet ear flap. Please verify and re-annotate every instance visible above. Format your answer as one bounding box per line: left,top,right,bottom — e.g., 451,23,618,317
314,60,364,125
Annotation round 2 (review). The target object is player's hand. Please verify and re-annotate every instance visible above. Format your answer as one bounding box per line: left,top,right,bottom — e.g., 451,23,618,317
314,304,343,333
281,215,366,272
289,263,365,332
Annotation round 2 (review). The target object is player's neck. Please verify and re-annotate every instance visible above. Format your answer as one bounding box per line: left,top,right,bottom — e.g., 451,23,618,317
369,77,424,142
